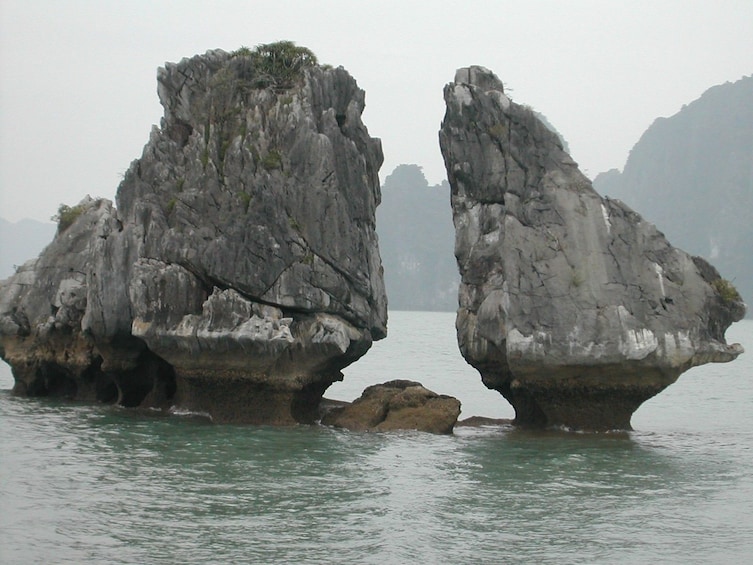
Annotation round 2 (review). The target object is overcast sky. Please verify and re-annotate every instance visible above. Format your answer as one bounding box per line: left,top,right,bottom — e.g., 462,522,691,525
1,0,751,222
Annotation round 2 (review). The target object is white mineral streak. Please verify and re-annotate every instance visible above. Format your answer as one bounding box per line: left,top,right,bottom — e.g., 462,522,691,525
507,328,551,357
662,331,694,365
453,84,473,107
237,316,294,342
619,328,659,360
173,315,199,337
489,90,511,110
600,203,611,234
507,328,533,353
566,325,606,359
501,281,511,315
654,263,666,297
131,318,150,337
616,305,658,360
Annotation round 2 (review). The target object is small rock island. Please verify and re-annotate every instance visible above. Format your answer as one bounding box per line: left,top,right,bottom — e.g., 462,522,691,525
439,66,746,430
0,43,389,424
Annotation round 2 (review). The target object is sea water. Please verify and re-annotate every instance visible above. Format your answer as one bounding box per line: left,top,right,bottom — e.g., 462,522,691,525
1,312,751,564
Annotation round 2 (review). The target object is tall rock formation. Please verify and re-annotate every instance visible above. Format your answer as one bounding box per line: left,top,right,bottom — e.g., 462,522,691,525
439,66,746,431
593,75,753,316
0,44,387,424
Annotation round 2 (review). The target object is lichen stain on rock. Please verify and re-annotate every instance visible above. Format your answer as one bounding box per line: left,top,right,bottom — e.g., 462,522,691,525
439,65,746,431
0,44,387,424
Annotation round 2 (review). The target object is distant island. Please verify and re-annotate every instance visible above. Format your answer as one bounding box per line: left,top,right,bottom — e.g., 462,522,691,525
0,218,55,279
376,165,459,312
594,75,753,318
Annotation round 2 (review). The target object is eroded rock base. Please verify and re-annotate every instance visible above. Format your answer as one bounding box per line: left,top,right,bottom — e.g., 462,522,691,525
173,376,332,425
489,370,677,431
6,348,176,410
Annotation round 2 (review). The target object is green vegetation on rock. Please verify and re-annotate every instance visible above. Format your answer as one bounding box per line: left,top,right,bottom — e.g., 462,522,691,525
261,149,283,171
712,278,742,304
231,41,318,90
240,192,251,213
52,203,85,233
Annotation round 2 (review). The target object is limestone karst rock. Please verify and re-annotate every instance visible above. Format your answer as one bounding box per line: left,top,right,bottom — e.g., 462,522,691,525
0,44,387,424
439,66,746,431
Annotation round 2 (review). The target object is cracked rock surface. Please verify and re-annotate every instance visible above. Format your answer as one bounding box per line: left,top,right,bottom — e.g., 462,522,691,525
439,66,746,430
0,48,387,424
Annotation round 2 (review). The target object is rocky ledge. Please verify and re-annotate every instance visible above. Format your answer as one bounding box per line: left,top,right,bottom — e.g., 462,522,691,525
439,66,746,431
0,43,387,424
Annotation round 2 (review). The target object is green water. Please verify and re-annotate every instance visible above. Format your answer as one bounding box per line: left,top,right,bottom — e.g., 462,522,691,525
1,313,752,564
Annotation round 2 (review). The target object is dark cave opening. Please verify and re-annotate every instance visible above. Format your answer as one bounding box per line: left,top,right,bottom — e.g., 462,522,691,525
30,363,78,399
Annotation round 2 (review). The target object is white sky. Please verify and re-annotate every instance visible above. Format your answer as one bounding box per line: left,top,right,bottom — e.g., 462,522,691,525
1,0,751,222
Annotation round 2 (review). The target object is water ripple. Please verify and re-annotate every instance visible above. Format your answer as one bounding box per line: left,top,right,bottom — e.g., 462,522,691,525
2,318,752,564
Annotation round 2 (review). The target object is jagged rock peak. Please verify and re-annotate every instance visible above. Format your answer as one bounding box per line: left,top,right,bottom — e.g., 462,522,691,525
118,44,386,337
453,66,506,93
439,65,745,431
0,43,387,424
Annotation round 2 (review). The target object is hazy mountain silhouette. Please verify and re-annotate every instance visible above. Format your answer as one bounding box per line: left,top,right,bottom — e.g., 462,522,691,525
593,75,753,316
535,110,570,155
0,218,56,279
377,165,459,311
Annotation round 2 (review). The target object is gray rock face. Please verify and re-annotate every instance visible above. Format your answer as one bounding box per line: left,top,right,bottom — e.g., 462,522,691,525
0,46,387,423
439,66,746,430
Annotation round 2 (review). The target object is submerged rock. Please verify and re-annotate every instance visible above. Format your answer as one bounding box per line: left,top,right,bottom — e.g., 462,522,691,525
0,44,387,424
439,66,746,431
455,416,512,428
321,380,461,434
